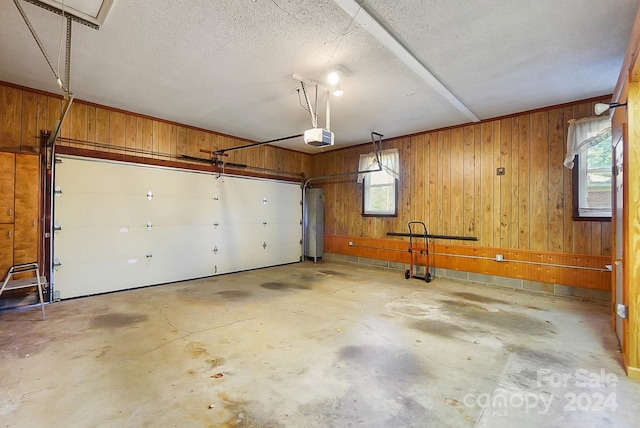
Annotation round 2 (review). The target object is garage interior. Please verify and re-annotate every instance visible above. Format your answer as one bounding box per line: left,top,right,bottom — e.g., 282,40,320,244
1,0,640,426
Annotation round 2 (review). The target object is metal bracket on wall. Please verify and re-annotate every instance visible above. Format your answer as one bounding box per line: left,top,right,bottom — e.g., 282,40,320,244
616,303,629,319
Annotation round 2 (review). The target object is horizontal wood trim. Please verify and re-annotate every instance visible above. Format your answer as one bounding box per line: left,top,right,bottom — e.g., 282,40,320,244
0,80,253,144
56,146,302,183
326,235,611,291
310,94,613,157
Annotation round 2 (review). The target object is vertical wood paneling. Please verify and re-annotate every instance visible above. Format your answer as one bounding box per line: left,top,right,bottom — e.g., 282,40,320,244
176,126,187,157
509,117,520,248
125,115,137,153
499,119,512,247
13,155,39,265
0,86,21,150
110,111,126,154
480,122,493,246
20,91,37,151
462,126,475,244
86,105,96,145
47,97,62,139
435,133,444,234
36,94,48,138
69,103,88,148
530,111,549,250
518,115,531,249
157,121,172,158
492,121,502,247
548,108,565,252
95,108,110,147
562,106,575,252
450,128,463,240
473,125,482,245
441,131,452,241
143,119,154,157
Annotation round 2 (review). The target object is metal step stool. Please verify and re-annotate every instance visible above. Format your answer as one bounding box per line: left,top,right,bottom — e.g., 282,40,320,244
0,262,47,320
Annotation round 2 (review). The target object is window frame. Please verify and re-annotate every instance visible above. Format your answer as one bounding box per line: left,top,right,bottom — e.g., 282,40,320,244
572,141,612,222
361,169,399,217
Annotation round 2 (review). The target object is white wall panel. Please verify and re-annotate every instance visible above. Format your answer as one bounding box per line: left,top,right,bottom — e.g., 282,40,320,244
53,157,301,298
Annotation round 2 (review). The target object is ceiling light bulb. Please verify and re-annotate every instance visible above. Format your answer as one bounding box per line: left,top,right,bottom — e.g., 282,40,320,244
332,84,344,97
327,71,340,85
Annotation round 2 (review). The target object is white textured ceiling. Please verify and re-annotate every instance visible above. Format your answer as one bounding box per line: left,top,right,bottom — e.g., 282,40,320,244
0,0,638,153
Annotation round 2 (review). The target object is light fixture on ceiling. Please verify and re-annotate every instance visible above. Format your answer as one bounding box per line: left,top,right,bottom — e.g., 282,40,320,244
594,102,626,115
332,83,344,97
327,69,344,97
327,70,341,85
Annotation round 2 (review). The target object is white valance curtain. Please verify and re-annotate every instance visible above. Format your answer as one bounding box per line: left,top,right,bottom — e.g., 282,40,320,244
564,116,611,168
357,148,400,183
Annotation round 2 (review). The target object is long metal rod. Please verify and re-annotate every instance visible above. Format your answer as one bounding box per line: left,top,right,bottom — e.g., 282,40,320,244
386,231,478,241
64,15,72,92
13,0,64,90
301,82,317,128
47,95,74,147
348,243,610,272
214,134,304,155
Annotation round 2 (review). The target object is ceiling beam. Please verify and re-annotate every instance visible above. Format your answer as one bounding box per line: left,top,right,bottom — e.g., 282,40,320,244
333,0,480,122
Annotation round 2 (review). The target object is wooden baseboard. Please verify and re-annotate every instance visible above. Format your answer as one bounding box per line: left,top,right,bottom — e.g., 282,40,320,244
326,235,611,290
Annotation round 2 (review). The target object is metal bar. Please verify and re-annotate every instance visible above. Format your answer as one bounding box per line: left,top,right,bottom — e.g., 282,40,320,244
214,134,303,155
13,0,63,87
64,15,72,92
301,81,317,128
386,231,478,241
47,95,74,147
179,154,247,169
348,243,609,272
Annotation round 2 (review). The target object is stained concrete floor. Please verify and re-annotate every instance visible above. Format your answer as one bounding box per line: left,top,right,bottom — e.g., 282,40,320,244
1,261,639,427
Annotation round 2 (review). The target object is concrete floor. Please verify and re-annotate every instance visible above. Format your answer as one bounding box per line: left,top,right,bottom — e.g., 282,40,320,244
1,261,639,427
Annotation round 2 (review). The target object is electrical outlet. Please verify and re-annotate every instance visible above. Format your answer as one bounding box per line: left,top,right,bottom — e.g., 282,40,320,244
496,167,505,176
348,241,354,246
495,254,504,262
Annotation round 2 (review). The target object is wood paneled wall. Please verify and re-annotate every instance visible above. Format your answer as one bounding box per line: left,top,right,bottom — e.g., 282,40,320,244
310,98,612,257
309,98,613,290
0,82,310,178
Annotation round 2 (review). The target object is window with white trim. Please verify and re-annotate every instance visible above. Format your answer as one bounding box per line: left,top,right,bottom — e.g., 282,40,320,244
575,136,612,218
358,148,399,217
564,116,612,220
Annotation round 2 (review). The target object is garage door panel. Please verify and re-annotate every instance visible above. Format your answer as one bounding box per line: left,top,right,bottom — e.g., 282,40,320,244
54,156,302,298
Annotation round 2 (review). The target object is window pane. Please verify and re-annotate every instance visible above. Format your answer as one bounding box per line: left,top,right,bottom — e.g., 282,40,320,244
363,170,396,215
587,140,612,169
575,135,612,218
368,184,394,212
586,171,611,208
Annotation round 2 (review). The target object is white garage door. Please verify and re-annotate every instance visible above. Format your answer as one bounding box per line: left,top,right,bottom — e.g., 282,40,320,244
52,156,302,299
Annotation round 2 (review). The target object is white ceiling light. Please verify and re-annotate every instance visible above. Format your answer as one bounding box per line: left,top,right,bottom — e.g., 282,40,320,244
327,70,341,85
332,83,343,97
